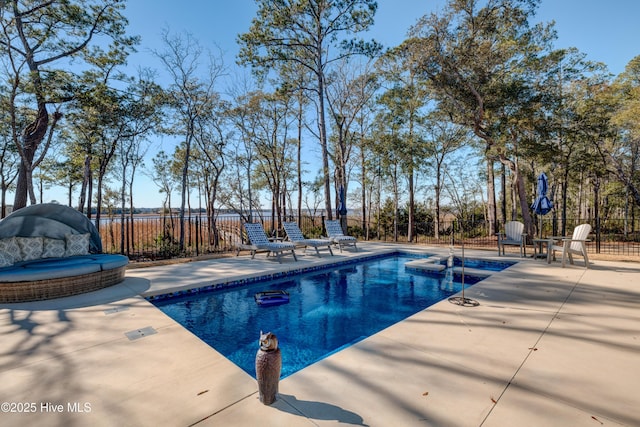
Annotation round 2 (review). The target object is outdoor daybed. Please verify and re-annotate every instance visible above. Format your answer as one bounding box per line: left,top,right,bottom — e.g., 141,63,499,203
0,203,129,303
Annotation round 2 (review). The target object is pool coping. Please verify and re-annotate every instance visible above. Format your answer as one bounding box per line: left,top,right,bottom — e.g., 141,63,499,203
1,242,639,426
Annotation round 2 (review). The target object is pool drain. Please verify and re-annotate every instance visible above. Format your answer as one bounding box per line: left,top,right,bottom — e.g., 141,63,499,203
125,326,157,341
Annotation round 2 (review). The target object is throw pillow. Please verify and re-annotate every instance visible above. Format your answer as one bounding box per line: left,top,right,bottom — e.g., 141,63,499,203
0,237,21,263
65,233,90,256
42,238,66,258
16,236,44,261
0,250,13,267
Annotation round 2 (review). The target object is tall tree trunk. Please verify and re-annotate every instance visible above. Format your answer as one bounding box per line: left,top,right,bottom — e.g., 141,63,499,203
246,154,253,224
496,153,534,237
1,185,7,218
13,163,31,210
297,97,303,225
510,173,518,220
512,163,534,237
95,174,103,231
179,132,193,251
360,148,367,239
408,168,415,243
561,162,570,236
393,163,399,242
120,172,127,254
317,70,332,220
486,155,497,235
500,163,507,223
78,154,91,214
128,179,135,253
593,177,600,253
13,105,49,210
87,171,93,219
435,163,441,240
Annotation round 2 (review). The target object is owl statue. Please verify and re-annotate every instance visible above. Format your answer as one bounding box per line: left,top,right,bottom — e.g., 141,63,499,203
255,330,282,405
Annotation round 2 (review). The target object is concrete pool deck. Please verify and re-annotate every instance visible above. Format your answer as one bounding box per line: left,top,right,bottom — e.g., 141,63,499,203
1,243,638,426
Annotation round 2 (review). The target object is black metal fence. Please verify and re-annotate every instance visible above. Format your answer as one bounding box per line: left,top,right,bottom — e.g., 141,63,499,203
96,213,640,261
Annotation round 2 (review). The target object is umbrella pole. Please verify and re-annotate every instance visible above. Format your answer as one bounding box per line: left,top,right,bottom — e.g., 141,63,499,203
448,239,479,307
461,241,465,300
538,214,541,239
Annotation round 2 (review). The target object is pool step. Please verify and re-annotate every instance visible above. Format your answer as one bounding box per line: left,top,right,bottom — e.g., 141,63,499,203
404,259,493,277
404,259,447,272
452,266,492,277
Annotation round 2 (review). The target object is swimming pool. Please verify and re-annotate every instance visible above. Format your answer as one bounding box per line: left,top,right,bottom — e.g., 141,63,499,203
152,254,512,378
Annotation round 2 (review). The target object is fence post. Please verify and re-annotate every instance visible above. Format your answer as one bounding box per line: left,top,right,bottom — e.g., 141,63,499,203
195,215,200,256
125,216,130,257
596,217,601,254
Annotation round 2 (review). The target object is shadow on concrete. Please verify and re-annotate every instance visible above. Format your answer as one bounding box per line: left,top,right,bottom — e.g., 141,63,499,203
0,277,151,311
277,393,368,426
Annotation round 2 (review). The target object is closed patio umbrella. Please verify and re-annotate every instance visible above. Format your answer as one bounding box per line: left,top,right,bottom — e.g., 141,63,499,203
531,172,553,237
338,185,348,234
338,186,347,216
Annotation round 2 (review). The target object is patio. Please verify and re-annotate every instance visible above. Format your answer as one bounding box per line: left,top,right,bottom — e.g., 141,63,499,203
1,243,638,426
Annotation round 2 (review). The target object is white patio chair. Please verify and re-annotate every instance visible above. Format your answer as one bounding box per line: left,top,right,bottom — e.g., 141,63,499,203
548,223,591,268
242,223,297,263
324,219,357,252
496,221,526,257
282,222,333,256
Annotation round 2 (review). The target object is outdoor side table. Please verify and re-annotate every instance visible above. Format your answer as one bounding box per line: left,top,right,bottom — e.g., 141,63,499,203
532,238,552,260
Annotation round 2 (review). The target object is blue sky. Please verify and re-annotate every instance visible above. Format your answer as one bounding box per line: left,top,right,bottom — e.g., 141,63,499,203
122,0,639,76
534,0,639,75
40,0,640,208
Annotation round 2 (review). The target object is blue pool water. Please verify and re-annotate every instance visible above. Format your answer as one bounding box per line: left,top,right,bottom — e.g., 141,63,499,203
152,254,514,378
443,257,517,271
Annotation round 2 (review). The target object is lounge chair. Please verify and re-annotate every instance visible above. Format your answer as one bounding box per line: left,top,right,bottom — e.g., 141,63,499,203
282,222,333,257
548,223,591,268
324,219,357,252
496,221,526,257
242,223,298,263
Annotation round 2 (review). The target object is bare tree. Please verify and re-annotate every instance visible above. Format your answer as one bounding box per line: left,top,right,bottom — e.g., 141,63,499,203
238,0,381,219
153,29,225,251
325,59,379,232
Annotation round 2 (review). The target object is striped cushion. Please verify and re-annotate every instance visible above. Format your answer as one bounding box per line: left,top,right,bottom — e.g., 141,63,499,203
244,223,271,245
263,242,295,251
332,235,356,243
282,222,306,241
324,220,344,237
